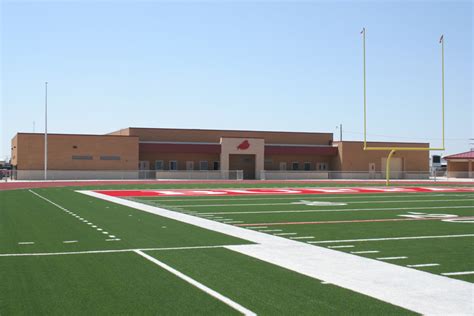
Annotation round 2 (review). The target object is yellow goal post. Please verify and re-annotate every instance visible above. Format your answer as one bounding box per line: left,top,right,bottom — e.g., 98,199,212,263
360,28,445,185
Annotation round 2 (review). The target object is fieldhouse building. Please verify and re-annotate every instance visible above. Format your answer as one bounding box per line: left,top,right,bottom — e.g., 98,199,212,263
11,127,429,180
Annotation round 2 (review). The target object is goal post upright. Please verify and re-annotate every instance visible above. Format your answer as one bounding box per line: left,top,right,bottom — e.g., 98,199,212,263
361,28,445,185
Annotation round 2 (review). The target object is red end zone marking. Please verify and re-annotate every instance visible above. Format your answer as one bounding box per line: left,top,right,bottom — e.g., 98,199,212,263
94,187,474,197
236,216,474,227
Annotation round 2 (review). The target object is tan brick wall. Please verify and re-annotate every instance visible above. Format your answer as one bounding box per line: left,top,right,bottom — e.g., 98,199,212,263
447,161,470,172
13,133,139,170
336,141,429,172
116,128,333,145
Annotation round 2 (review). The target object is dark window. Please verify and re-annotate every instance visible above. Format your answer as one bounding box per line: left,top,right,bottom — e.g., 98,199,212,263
304,162,311,171
72,155,92,160
200,161,208,171
155,160,164,170
292,162,299,170
100,155,120,161
169,160,178,171
213,161,220,170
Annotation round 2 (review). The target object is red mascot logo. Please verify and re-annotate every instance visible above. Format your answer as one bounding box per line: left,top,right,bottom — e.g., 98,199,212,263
237,140,250,150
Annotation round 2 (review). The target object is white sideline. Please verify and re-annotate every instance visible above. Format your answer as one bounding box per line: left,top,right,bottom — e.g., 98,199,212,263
198,205,473,215
134,250,256,316
78,190,474,315
307,234,474,244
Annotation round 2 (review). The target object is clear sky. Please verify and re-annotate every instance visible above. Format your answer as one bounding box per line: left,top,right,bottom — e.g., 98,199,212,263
1,0,472,161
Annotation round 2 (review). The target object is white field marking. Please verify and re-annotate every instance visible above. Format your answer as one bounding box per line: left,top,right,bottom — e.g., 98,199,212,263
63,240,78,244
0,244,248,257
377,256,408,260
108,235,116,238
197,205,473,215
28,190,114,240
134,250,256,316
79,190,474,315
92,225,97,228
246,226,268,229
351,250,379,254
407,263,440,268
174,198,474,208
259,229,282,232
275,232,297,236
289,236,315,240
87,223,93,225
292,200,347,206
146,193,474,203
223,221,244,224
307,234,474,244
441,271,474,276
18,242,34,245
102,232,109,234
105,238,121,241
327,245,354,249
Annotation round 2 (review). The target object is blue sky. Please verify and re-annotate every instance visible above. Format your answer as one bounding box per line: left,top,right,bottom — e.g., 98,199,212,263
1,0,472,160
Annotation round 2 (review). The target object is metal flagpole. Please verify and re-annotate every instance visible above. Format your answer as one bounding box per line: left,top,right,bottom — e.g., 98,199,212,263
361,27,367,150
44,82,48,180
440,35,445,150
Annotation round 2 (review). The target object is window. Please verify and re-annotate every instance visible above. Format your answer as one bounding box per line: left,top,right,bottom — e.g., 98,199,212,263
317,163,328,171
155,160,164,170
169,160,178,171
304,162,311,171
213,161,220,170
279,162,287,170
100,155,120,161
200,160,208,171
292,162,299,170
72,155,92,160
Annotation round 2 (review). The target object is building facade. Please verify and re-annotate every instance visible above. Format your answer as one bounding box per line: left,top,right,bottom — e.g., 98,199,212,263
11,127,430,180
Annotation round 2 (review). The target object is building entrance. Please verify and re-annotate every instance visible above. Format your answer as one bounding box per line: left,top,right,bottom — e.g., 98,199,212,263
229,154,256,179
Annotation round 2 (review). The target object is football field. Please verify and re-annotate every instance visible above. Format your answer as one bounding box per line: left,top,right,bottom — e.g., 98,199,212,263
1,183,473,315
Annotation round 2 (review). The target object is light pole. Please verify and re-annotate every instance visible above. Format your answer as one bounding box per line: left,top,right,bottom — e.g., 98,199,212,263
44,82,48,180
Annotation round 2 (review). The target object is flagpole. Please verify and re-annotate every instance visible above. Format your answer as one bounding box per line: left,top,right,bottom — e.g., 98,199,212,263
361,27,367,149
440,35,445,150
44,82,48,180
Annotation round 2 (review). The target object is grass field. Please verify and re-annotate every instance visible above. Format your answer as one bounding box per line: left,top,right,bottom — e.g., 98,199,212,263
1,183,473,315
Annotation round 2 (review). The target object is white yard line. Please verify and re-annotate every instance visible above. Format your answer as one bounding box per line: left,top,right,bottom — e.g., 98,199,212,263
18,242,34,245
274,233,297,236
78,190,474,315
63,240,78,244
351,250,379,254
441,271,474,276
308,234,474,244
173,198,474,208
327,245,354,249
289,236,314,240
0,244,249,257
407,264,440,268
246,226,268,229
377,256,408,260
134,250,256,316
223,221,244,224
259,229,283,232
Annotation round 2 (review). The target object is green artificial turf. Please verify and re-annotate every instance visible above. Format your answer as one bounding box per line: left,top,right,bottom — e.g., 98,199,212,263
146,247,415,315
0,252,239,315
